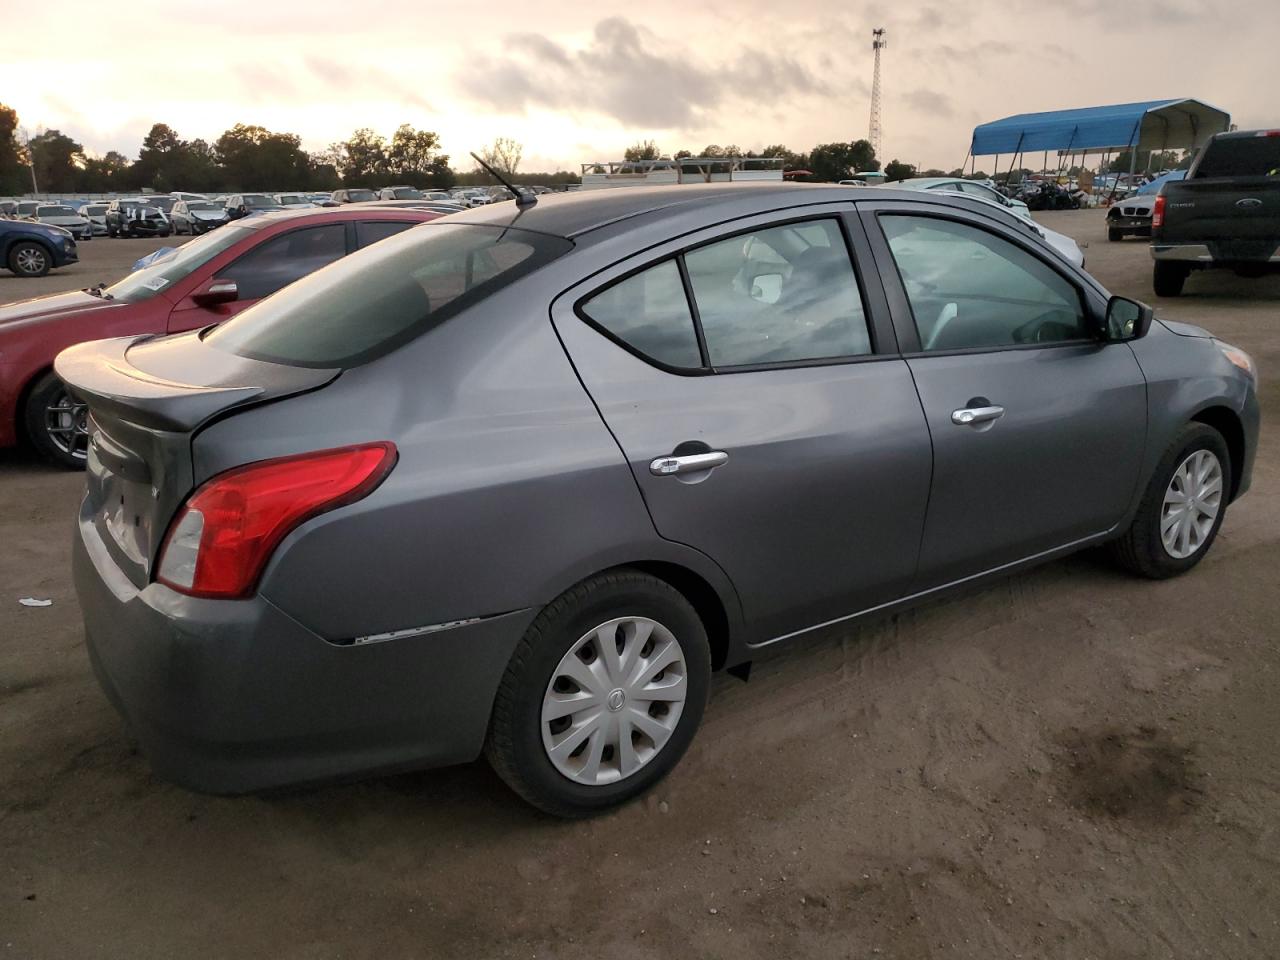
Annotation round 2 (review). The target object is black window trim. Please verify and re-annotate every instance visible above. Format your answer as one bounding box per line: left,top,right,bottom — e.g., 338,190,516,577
858,201,1106,358
212,220,355,294
573,210,887,377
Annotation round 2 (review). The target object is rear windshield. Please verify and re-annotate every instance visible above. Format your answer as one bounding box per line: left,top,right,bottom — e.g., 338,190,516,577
1195,136,1280,179
205,223,572,368
38,206,77,217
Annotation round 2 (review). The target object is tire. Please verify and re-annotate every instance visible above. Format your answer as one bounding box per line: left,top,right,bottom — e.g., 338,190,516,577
1111,423,1231,579
23,371,89,469
1108,226,1122,242
7,241,53,278
107,223,117,238
1153,261,1188,297
486,570,712,817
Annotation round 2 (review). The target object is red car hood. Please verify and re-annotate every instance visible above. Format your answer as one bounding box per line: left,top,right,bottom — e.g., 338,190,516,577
0,290,120,328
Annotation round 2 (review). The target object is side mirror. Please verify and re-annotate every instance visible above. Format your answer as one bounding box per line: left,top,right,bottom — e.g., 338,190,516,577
1104,295,1153,342
192,279,238,307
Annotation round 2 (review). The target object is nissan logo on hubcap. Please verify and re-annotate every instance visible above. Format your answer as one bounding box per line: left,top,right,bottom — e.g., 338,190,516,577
607,688,626,712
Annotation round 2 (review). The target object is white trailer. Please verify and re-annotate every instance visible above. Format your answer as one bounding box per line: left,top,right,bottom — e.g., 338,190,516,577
579,156,785,190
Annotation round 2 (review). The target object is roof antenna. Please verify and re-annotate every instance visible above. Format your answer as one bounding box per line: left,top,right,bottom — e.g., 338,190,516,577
470,152,535,207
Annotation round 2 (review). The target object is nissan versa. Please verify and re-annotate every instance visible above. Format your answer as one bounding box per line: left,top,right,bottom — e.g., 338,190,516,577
59,184,1259,817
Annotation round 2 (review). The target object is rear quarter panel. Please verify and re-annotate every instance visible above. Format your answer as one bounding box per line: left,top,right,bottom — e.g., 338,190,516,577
191,272,745,648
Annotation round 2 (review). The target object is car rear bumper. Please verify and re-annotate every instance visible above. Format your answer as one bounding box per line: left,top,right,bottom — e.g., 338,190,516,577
73,497,532,794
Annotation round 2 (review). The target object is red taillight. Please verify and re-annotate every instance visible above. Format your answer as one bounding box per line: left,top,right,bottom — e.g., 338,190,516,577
156,442,397,599
1152,194,1166,229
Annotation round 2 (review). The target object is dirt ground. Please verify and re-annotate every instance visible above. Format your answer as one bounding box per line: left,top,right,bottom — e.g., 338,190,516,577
1,211,1277,959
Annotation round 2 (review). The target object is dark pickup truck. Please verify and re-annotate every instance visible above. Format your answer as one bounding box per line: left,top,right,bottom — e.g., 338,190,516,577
1150,129,1280,296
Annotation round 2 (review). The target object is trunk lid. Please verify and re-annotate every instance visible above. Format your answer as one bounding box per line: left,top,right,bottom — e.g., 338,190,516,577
56,331,338,588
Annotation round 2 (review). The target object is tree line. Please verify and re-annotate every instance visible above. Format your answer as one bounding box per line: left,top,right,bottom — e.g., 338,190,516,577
0,104,581,196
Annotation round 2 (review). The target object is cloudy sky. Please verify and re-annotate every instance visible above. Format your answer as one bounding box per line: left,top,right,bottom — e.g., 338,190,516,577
1,0,1272,172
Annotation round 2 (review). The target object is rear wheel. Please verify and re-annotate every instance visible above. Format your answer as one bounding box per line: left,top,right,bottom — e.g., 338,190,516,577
24,371,89,469
486,570,711,817
1153,261,1188,297
8,241,52,278
1111,423,1230,579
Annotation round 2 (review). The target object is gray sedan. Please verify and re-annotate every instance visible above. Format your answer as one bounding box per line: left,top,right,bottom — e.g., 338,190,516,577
58,184,1259,816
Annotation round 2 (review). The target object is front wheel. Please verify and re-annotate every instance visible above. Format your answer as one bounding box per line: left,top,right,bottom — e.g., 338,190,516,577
24,371,90,469
1108,226,1122,242
486,570,711,817
8,241,52,278
1111,423,1231,579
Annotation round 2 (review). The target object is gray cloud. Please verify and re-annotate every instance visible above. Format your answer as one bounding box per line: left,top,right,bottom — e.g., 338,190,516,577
301,56,434,113
460,16,834,130
902,89,954,118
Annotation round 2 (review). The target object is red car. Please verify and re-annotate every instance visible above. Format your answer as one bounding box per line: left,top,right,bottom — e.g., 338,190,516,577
0,207,440,467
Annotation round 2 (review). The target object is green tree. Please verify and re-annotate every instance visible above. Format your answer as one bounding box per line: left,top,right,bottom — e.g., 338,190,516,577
0,104,28,194
79,150,131,192
623,140,661,162
28,129,85,192
882,159,917,182
214,124,312,190
387,124,452,188
807,140,878,181
331,128,389,187
760,144,807,170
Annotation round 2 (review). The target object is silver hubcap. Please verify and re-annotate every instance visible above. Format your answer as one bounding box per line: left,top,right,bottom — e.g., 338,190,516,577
1161,449,1223,559
541,616,687,786
16,247,47,274
45,388,89,460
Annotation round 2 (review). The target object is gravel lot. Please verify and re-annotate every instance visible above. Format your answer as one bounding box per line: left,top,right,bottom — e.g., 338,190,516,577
1,211,1277,959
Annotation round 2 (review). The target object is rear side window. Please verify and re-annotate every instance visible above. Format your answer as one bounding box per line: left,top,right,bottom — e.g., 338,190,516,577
579,261,701,368
1195,136,1280,178
686,219,871,366
206,224,572,368
356,220,417,248
218,224,348,300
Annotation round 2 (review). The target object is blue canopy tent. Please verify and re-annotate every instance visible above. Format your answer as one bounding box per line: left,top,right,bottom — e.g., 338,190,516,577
967,98,1230,187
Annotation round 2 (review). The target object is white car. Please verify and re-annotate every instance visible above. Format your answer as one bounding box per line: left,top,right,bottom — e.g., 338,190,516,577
926,192,1086,268
890,177,1033,221
274,193,316,209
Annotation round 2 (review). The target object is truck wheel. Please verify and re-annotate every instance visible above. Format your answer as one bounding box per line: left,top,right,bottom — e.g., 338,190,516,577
8,241,52,278
1153,261,1188,297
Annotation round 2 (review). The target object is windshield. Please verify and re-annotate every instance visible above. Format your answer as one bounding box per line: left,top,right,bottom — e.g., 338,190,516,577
103,224,249,303
85,205,107,215
188,201,221,211
388,188,421,199
206,223,572,368
1195,136,1280,178
38,206,78,217
346,189,377,202
243,194,275,207
149,197,176,212
279,196,306,204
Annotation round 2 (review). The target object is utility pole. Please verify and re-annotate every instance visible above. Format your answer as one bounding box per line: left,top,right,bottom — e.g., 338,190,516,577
20,127,38,195
868,28,887,160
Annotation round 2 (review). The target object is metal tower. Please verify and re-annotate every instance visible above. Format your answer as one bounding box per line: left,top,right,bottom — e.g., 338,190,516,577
868,28,887,159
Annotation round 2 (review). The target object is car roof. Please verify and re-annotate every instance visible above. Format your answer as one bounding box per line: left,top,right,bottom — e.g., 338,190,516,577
233,206,442,230
443,182,889,238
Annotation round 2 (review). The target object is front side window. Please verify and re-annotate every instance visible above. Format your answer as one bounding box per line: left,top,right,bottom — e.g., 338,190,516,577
685,219,872,366
580,260,701,368
218,224,348,300
881,215,1087,352
103,223,252,303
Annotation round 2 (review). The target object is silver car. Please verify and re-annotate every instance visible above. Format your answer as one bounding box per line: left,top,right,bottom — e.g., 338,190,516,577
33,203,94,240
59,184,1259,816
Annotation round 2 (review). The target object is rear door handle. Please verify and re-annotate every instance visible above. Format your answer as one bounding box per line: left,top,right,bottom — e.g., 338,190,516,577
951,405,1005,426
649,451,729,476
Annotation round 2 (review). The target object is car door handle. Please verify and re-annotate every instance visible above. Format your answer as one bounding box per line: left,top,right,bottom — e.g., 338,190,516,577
649,451,729,476
951,405,1005,426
